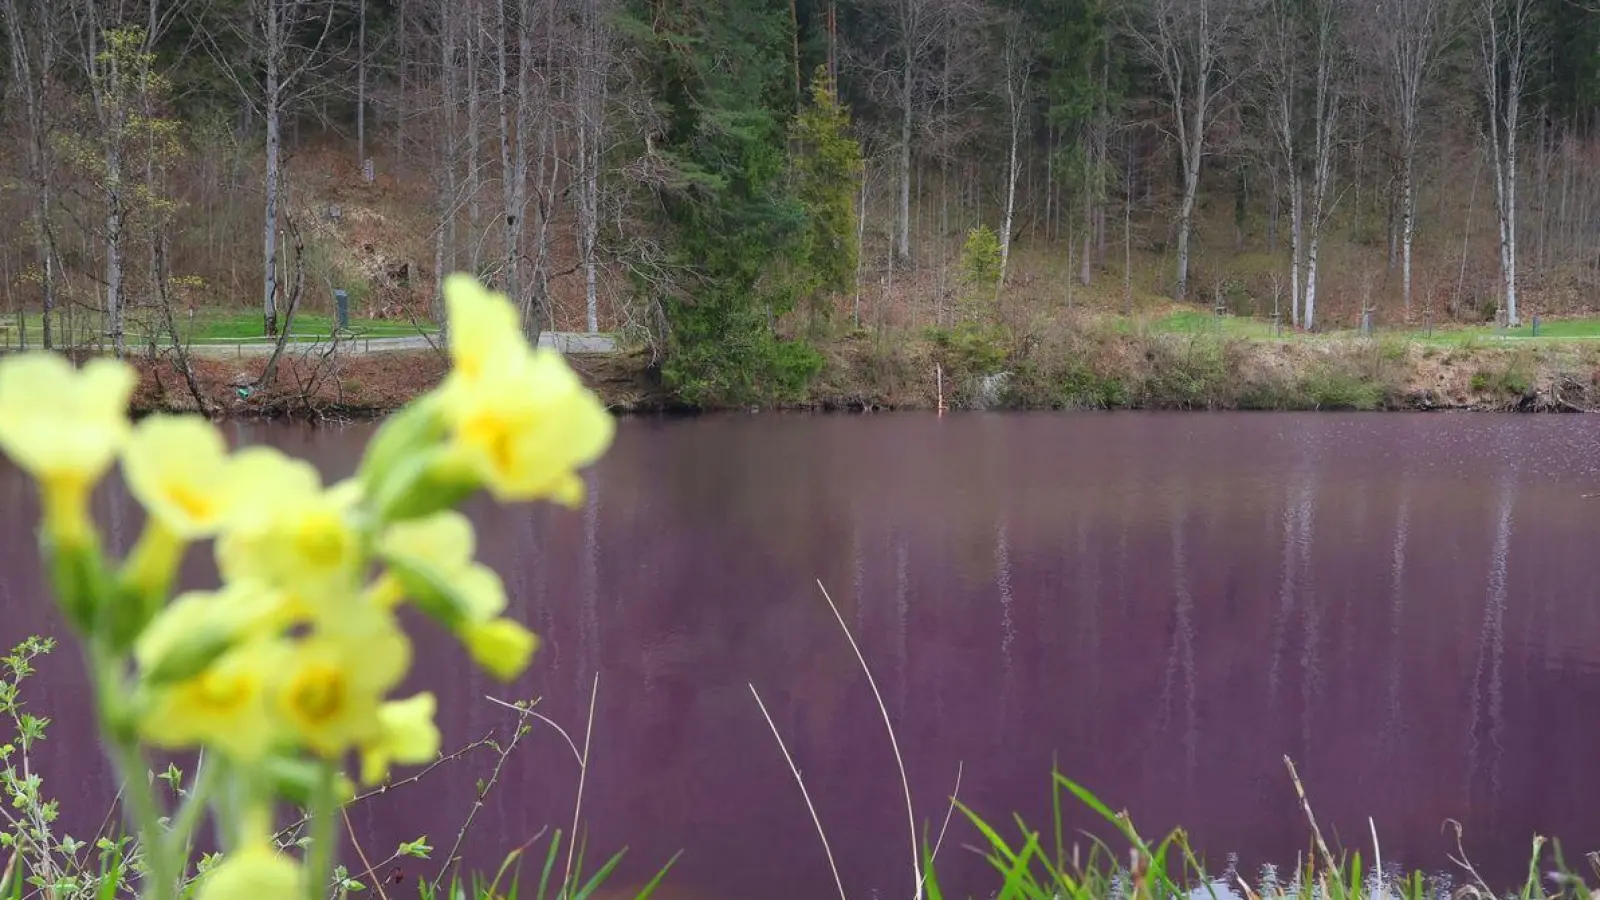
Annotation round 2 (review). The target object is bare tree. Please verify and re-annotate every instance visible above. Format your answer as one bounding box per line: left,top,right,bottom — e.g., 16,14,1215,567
856,0,982,264
200,0,341,337
1364,0,1451,318
575,0,609,333
3,0,65,349
1258,0,1345,329
995,10,1033,295
1125,0,1247,301
1259,0,1305,326
1298,0,1346,330
1475,0,1537,327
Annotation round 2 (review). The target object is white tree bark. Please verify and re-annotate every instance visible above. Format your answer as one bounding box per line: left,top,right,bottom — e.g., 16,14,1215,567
996,14,1031,297
263,1,283,335
1369,0,1445,318
576,0,606,333
1476,0,1533,327
1301,0,1343,330
465,0,483,269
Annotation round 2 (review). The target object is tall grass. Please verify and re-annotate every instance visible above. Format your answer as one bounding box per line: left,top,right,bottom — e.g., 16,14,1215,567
934,764,1577,900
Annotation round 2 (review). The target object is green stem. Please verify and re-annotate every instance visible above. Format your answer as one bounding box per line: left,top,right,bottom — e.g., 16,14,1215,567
108,730,175,900
305,761,339,900
90,645,177,900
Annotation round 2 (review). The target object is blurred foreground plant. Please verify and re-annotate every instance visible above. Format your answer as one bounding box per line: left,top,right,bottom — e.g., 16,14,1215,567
0,274,614,900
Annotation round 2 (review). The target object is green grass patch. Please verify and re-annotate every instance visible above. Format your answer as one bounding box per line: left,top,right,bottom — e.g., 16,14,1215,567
943,766,1562,900
0,309,434,349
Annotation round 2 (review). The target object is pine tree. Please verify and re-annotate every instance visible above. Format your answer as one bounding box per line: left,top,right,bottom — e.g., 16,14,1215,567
618,0,822,406
787,66,864,326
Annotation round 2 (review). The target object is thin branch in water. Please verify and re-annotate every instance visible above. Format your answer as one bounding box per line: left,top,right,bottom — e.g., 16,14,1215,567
816,579,922,897
748,684,847,900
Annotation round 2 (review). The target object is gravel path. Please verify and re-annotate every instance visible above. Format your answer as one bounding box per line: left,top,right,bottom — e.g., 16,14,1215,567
186,331,618,358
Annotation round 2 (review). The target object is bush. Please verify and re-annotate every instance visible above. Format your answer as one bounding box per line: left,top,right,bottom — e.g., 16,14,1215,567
1137,334,1239,409
925,322,1009,376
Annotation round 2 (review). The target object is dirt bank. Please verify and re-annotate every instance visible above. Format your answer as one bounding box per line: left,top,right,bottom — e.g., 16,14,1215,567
124,329,1600,419
128,347,670,419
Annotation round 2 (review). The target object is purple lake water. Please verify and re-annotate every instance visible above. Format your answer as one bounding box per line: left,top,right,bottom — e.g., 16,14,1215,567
4,411,1600,898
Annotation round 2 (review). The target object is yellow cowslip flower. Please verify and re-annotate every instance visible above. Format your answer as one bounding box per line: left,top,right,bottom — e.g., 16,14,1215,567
193,842,305,900
461,617,539,682
358,692,441,786
439,346,614,506
140,636,289,762
378,509,475,568
441,273,526,385
214,448,363,600
0,352,136,541
274,612,411,758
134,582,288,684
121,414,233,539
373,510,507,620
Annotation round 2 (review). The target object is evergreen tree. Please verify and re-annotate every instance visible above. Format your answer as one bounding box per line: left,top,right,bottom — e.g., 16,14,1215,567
618,0,822,406
787,66,864,325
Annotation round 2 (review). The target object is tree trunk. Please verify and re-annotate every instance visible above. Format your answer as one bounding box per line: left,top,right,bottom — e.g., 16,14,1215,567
897,59,913,263
1401,152,1415,316
466,1,482,267
6,0,57,349
357,0,367,167
578,0,603,332
262,2,282,337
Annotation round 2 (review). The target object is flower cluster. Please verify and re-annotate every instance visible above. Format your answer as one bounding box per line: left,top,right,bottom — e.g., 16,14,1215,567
0,275,614,900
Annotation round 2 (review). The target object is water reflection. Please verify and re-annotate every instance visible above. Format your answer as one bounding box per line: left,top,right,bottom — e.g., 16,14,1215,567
1,412,1597,900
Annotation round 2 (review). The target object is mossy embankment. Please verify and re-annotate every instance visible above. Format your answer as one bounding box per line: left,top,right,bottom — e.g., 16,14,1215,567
806,321,1600,413
122,322,1600,418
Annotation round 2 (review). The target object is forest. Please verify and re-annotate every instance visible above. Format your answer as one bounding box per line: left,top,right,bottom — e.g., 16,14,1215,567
4,0,1600,405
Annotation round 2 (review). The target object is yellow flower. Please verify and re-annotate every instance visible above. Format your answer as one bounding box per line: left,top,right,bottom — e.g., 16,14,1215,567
134,582,288,684
141,636,288,761
359,692,441,786
374,510,507,620
461,617,539,682
0,352,136,539
121,414,233,539
194,843,305,900
214,448,362,600
440,347,614,506
378,509,475,568
442,273,525,384
274,615,411,757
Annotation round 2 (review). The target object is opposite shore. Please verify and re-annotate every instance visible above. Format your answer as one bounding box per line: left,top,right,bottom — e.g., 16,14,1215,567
94,321,1600,418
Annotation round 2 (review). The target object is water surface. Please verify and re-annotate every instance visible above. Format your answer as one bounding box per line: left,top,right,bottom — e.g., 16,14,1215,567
4,412,1600,898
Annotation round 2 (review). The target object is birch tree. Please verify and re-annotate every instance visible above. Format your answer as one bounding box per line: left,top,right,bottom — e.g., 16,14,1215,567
203,0,341,336
575,0,609,332
1258,0,1344,329
1475,0,1537,327
995,10,1033,292
1125,0,1245,301
1365,0,1450,318
1298,0,1345,330
1259,0,1304,325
